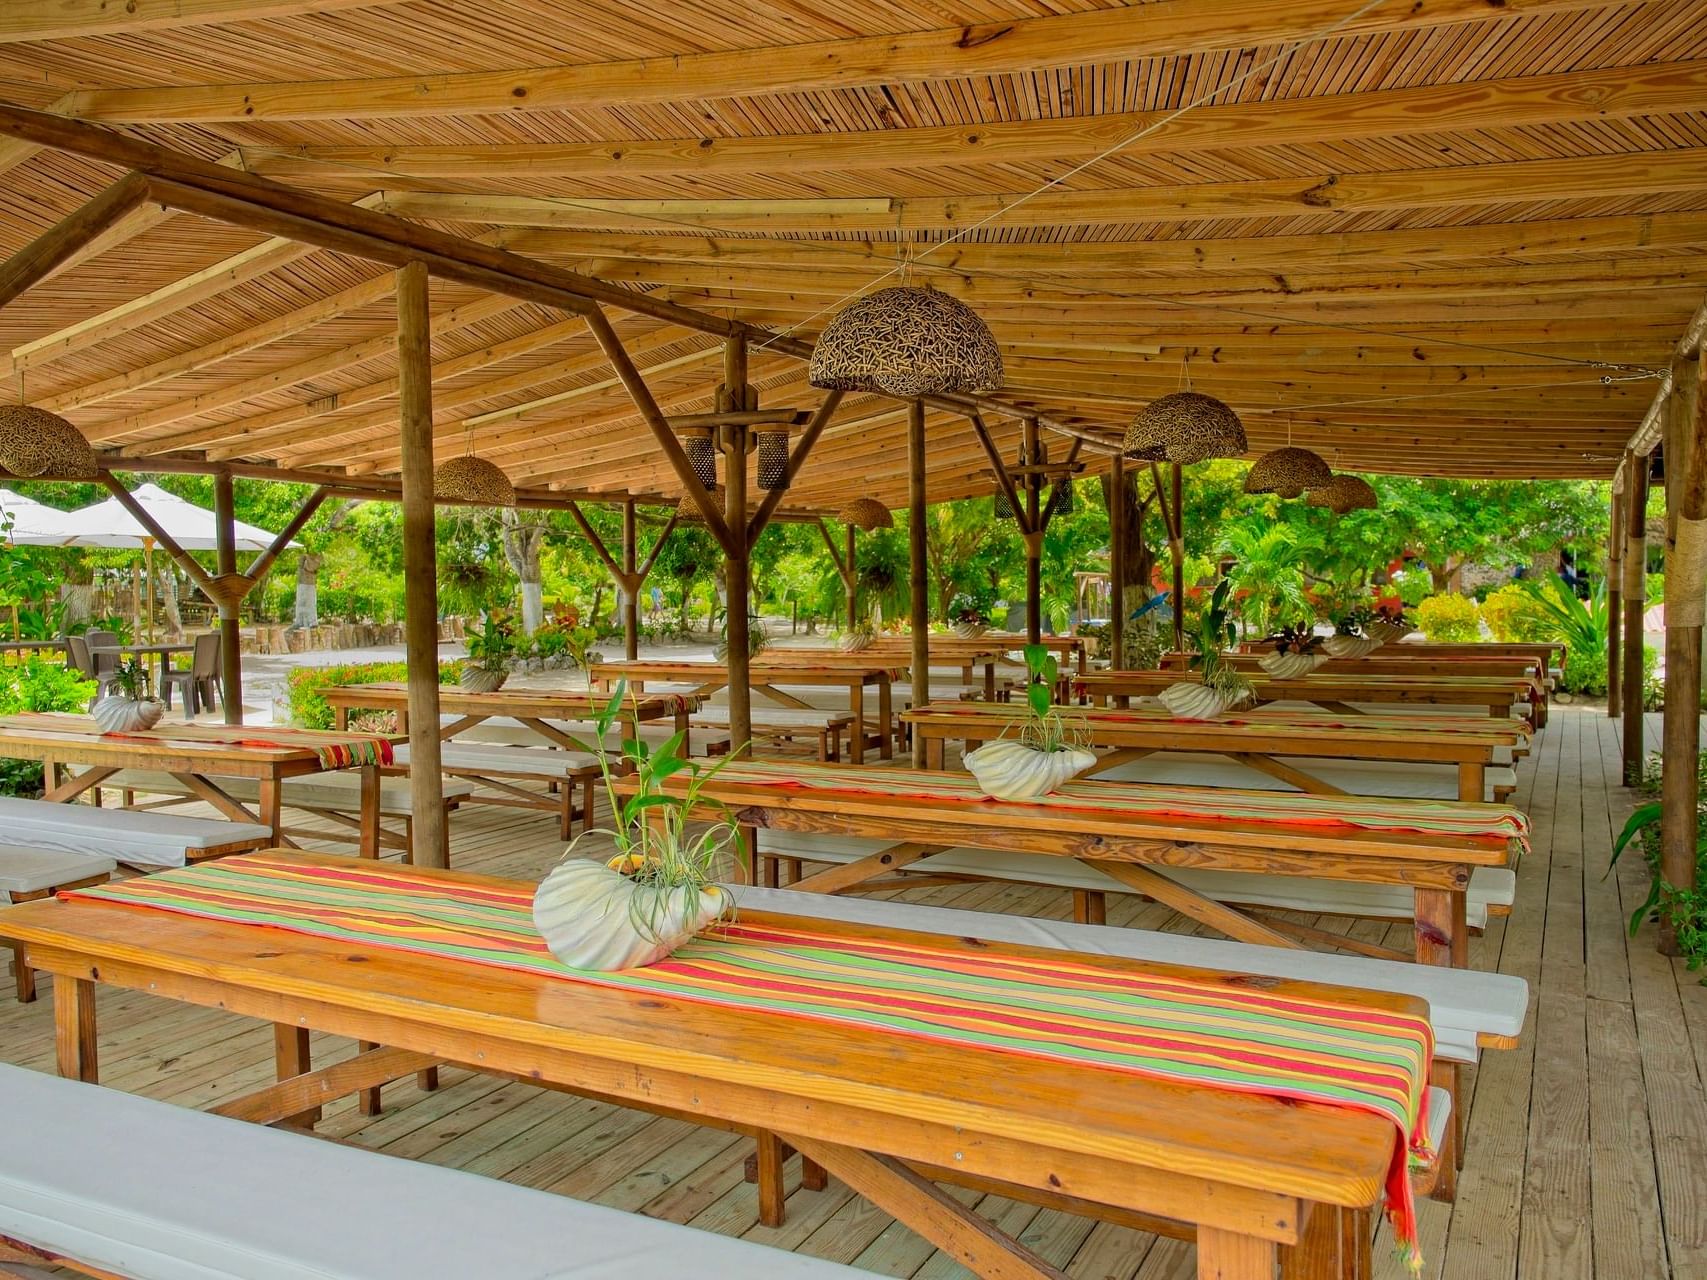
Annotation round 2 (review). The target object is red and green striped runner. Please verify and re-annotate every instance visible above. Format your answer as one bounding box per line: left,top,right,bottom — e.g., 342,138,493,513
912,701,1531,742
68,852,1435,1262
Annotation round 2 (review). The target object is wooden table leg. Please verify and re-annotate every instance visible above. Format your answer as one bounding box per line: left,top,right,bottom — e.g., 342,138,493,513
984,663,996,701
1197,1225,1277,1279
273,1023,321,1127
258,775,285,846
335,706,349,731
53,975,97,1084
754,1132,787,1228
358,1040,382,1115
1458,761,1485,803
1279,1204,1370,1280
923,734,945,770
878,678,893,760
1414,887,1468,1199
849,682,865,764
358,764,380,860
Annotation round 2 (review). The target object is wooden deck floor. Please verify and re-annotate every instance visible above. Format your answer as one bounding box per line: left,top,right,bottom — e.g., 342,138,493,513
2,705,1703,1279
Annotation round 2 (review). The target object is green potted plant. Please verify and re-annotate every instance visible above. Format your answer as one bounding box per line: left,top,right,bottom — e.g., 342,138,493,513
948,592,990,639
1258,621,1325,678
1160,579,1253,719
1324,604,1382,658
839,615,876,653
963,643,1095,799
1365,600,1417,646
461,611,515,693
714,613,769,661
532,682,740,970
92,656,165,733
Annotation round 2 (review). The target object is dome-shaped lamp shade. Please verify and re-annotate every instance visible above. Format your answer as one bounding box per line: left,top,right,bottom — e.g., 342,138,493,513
684,435,717,488
809,286,1003,397
678,485,721,523
433,455,516,507
0,406,93,478
840,497,893,532
1306,474,1379,514
1243,447,1333,499
756,431,790,491
1124,392,1247,464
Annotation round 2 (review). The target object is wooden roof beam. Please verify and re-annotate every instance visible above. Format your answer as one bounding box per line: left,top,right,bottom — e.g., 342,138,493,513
0,172,150,312
0,1,410,43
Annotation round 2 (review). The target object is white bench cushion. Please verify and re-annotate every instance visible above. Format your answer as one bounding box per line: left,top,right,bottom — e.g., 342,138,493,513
0,1063,865,1280
0,845,116,896
396,742,599,776
89,770,474,815
731,885,1527,1065
0,798,269,871
756,830,1516,936
1090,751,1518,802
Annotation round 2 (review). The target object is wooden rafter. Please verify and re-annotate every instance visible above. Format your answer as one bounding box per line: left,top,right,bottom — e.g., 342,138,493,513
0,172,150,312
0,0,408,43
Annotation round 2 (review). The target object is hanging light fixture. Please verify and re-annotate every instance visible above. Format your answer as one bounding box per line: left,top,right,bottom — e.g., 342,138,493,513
684,434,717,488
0,404,95,479
1124,391,1247,464
756,431,790,491
1048,480,1076,518
433,454,516,506
1243,446,1333,498
841,497,893,531
808,285,1003,397
1307,474,1378,514
677,485,721,523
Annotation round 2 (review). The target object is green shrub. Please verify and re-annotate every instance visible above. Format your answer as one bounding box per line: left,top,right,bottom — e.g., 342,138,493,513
1612,749,1707,973
1648,573,1665,605
0,658,97,796
1480,583,1550,643
287,660,460,730
1415,593,1481,643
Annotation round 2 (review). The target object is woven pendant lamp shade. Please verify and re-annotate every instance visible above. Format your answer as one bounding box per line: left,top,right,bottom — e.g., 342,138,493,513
0,405,94,478
1306,474,1379,514
993,488,1015,520
684,435,717,488
808,286,1003,397
1124,392,1247,464
678,485,721,523
433,455,516,507
756,431,790,491
1048,481,1076,518
1243,447,1333,499
840,497,893,532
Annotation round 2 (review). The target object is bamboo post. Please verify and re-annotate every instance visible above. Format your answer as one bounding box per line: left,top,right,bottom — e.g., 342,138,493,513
908,399,929,764
1660,350,1705,950
1023,416,1043,646
721,335,752,760
1170,462,1186,653
212,471,243,724
1608,481,1623,718
396,260,447,867
1622,447,1651,785
1108,452,1126,669
621,499,639,660
845,523,858,631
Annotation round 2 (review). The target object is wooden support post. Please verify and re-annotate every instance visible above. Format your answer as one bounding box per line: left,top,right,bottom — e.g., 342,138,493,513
908,400,929,764
1022,416,1043,646
1170,462,1186,653
1622,447,1651,785
845,522,858,631
722,334,753,760
396,260,447,867
212,471,244,724
1108,452,1126,669
621,499,639,660
1608,481,1623,718
1660,350,1706,950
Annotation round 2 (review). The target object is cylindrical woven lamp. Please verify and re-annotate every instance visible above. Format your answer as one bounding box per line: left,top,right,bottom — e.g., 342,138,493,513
808,286,1003,397
1306,474,1379,514
684,435,717,488
1243,447,1333,499
0,405,92,478
756,431,790,491
1124,392,1247,464
433,455,516,506
1048,480,1076,518
840,497,892,532
993,488,1015,520
678,485,721,523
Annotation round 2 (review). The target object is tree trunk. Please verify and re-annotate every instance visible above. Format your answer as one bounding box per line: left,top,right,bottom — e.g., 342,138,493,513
292,551,322,629
500,510,546,635
1098,470,1157,616
159,566,182,638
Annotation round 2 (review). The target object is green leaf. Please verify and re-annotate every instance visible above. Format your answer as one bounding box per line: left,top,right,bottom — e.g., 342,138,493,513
1027,681,1051,719
1608,802,1661,873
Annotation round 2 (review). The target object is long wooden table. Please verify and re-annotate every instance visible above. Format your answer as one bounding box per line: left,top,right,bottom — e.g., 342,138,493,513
1180,652,1544,679
0,851,1412,1280
589,659,897,762
321,682,698,752
1077,669,1540,719
903,701,1530,802
0,714,392,858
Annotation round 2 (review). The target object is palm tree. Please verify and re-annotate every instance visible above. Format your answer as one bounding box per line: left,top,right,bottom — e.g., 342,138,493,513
1215,520,1315,639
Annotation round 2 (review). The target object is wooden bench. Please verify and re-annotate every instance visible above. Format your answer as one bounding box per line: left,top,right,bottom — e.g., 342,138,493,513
695,706,855,760
83,770,471,864
0,1062,868,1280
0,797,270,871
392,741,600,840
0,847,114,1003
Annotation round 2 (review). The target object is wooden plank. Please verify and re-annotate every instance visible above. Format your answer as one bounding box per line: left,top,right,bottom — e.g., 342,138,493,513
0,0,407,42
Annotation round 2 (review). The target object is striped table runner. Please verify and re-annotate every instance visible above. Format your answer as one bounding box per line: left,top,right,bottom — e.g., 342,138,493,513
710,761,1530,848
69,852,1434,1263
0,713,394,769
915,702,1532,741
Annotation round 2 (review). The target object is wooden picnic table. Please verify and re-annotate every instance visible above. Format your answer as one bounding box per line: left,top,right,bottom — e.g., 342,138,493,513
1189,651,1545,679
321,682,699,753
1077,669,1540,720
766,641,1010,700
0,850,1416,1279
865,631,1089,673
1375,640,1566,668
589,659,897,763
903,701,1530,802
0,713,394,858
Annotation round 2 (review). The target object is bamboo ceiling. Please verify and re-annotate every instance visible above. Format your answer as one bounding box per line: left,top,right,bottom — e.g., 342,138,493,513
0,0,1704,511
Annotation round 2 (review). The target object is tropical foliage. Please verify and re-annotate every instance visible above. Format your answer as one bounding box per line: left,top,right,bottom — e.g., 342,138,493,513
1415,594,1481,643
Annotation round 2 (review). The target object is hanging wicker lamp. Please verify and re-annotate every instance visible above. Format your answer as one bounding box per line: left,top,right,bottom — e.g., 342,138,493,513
433,455,516,507
1123,391,1247,464
808,286,1003,397
678,485,721,523
684,435,717,488
1243,446,1333,499
0,405,95,478
756,430,790,491
993,488,1015,520
840,497,893,532
1048,480,1076,518
1306,474,1379,514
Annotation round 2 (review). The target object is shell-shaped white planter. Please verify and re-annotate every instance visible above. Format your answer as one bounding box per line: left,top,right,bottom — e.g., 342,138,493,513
1258,651,1326,679
964,739,1096,800
840,631,874,653
1323,634,1383,660
951,621,988,639
533,859,728,971
92,697,165,735
1365,621,1415,646
459,665,508,693
1158,681,1235,720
